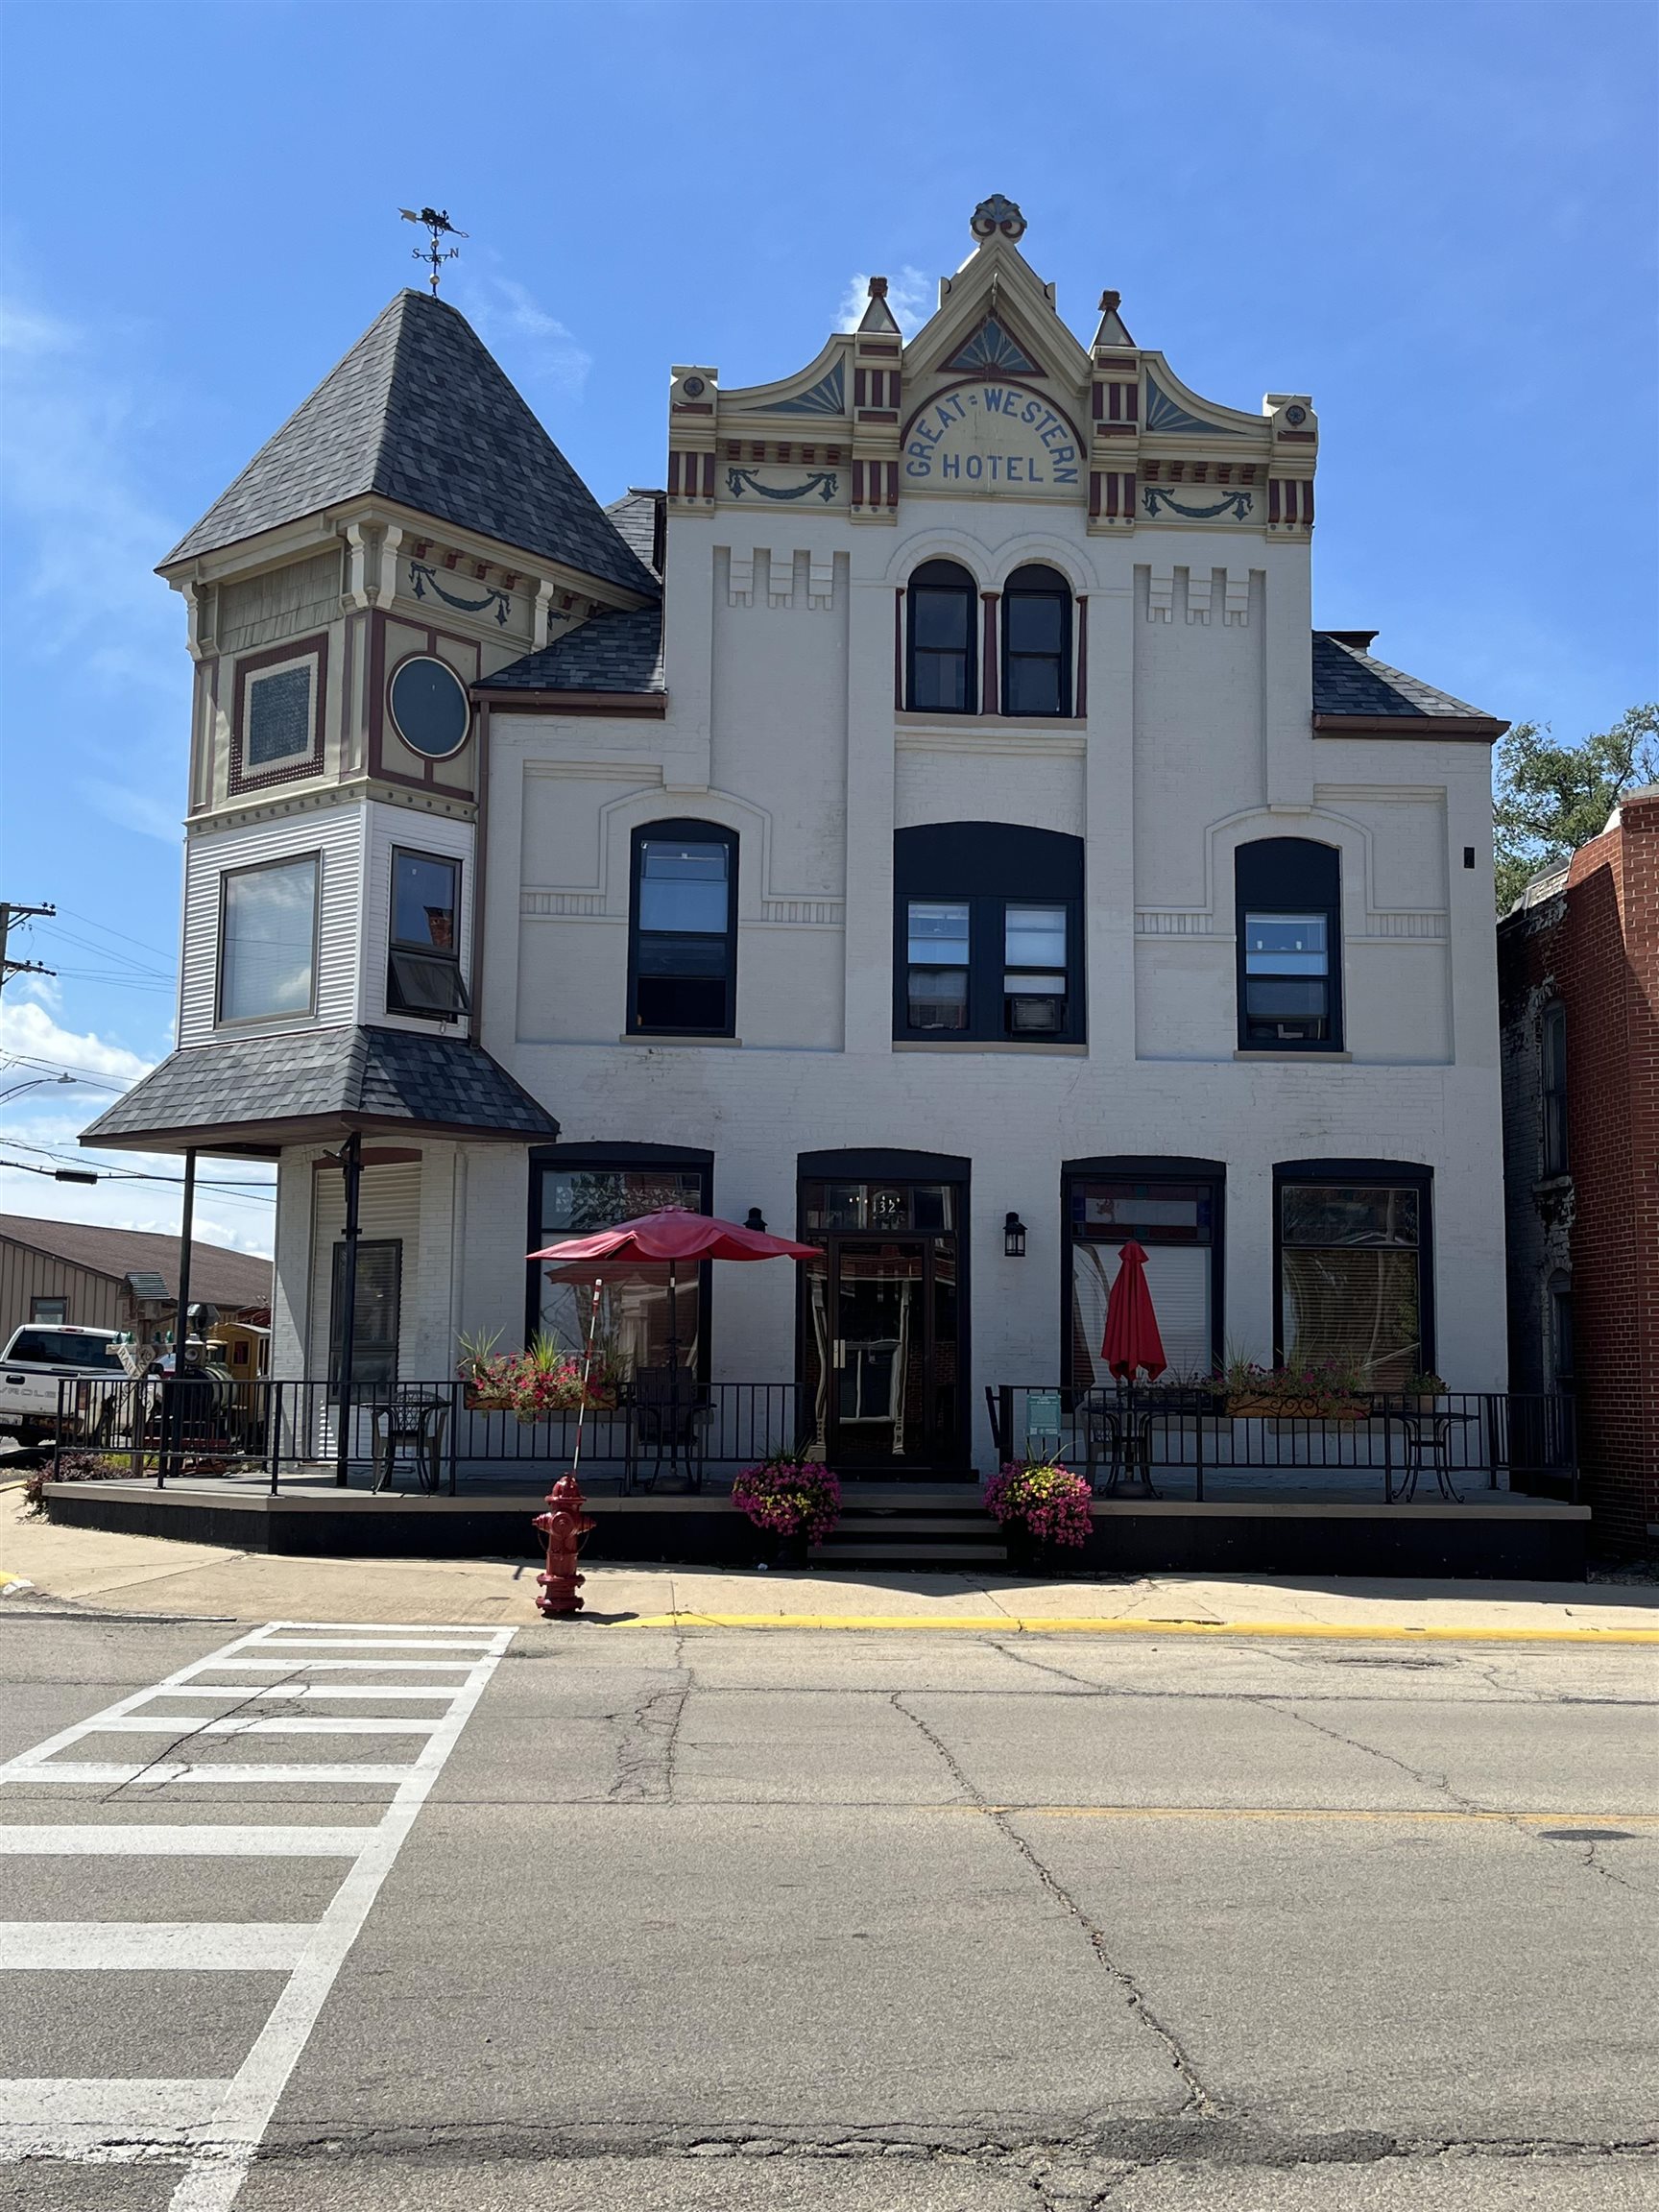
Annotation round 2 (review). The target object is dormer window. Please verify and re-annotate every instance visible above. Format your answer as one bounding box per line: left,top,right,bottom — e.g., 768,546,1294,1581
387,849,469,1021
230,637,326,794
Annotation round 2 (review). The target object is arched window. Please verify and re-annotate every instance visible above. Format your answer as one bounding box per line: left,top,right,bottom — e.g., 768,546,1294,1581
1001,564,1071,716
627,820,738,1036
905,561,977,713
1235,839,1342,1051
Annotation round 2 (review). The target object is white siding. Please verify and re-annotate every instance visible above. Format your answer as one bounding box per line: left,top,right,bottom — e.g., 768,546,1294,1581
356,803,475,1031
179,807,365,1046
305,1160,424,1380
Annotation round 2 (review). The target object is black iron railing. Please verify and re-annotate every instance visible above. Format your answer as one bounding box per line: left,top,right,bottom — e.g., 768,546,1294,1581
47,1375,806,1497
985,1384,1577,1503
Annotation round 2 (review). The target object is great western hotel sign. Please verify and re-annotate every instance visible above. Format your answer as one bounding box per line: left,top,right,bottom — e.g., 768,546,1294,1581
903,381,1082,496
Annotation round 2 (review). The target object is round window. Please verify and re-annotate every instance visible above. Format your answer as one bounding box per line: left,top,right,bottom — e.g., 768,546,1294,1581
389,656,470,758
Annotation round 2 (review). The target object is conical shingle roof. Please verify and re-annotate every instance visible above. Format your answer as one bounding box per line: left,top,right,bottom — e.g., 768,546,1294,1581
163,290,658,599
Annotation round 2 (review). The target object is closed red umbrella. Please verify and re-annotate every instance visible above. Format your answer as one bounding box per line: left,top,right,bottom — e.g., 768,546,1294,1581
1101,1239,1166,1382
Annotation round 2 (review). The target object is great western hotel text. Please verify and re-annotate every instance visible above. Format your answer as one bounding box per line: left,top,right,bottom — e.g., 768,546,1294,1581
904,385,1082,485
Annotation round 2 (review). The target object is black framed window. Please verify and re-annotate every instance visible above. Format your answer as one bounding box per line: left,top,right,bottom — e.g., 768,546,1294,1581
1549,1272,1574,1388
1541,1002,1569,1176
1237,839,1342,1050
1064,1157,1225,1386
328,1239,400,1395
387,848,469,1021
905,560,977,713
1274,1162,1432,1389
895,823,1084,1045
29,1296,68,1325
528,1145,713,1380
1001,564,1071,716
628,821,737,1036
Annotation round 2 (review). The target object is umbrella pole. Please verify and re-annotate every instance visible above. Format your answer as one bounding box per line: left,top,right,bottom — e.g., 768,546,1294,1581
570,1276,602,1481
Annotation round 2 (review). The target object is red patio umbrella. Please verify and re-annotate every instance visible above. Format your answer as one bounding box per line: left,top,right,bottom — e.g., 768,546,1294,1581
1101,1239,1167,1382
526,1208,820,1475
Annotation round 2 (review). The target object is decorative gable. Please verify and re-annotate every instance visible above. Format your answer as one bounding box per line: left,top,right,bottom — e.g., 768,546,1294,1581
942,316,1044,377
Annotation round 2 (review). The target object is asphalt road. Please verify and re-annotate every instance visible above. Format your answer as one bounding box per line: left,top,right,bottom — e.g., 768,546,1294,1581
0,1609,1654,2211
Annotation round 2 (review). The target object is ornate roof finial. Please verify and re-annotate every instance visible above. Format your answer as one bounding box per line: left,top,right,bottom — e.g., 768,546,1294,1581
971,194,1026,243
868,276,888,299
857,276,902,336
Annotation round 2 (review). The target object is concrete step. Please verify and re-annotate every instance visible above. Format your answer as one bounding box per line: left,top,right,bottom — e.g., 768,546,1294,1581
821,1515,993,1536
809,1540,1009,1566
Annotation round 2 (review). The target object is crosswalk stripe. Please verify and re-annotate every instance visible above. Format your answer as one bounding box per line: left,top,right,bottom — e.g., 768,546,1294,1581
138,1684,461,1701
0,2074,231,2141
0,1825,374,1857
3,1761,418,1785
0,1922,315,1972
84,1717,443,1737
252,1636,506,1651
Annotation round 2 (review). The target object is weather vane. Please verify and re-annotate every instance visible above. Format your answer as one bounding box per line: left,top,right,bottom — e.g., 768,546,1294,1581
398,206,468,295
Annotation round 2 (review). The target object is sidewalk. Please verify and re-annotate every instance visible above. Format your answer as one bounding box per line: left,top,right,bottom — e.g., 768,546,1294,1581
4,1485,1657,1640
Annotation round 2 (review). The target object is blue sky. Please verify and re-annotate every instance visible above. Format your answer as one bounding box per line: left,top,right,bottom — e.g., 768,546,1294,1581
1,0,1654,1255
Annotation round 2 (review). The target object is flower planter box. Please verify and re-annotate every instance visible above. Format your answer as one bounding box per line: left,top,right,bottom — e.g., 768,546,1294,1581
462,1388,516,1414
1226,1396,1368,1421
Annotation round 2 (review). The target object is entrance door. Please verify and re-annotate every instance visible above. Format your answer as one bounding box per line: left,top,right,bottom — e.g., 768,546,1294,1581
805,1236,962,1471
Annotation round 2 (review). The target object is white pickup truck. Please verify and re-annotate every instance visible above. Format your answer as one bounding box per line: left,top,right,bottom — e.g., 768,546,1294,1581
0,1324,129,1445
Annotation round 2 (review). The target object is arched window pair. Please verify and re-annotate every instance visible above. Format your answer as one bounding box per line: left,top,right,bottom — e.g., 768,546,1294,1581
905,562,1072,717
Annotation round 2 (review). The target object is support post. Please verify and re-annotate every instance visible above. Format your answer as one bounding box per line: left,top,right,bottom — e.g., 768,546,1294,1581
335,1132,362,1489
163,1148,198,1485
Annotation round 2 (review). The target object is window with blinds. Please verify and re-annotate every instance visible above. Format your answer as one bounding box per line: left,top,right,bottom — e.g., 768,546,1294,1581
1066,1175,1218,1383
218,854,319,1024
328,1239,401,1394
1278,1182,1425,1387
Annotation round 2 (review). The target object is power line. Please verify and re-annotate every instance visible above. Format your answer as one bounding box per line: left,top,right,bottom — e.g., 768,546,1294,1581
0,1134,276,1197
0,1052,133,1094
56,905,178,965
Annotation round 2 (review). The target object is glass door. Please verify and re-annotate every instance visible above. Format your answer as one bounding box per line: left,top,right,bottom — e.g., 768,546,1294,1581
801,1238,963,1471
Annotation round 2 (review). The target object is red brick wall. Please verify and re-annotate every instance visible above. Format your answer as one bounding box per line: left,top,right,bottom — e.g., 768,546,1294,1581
1499,794,1658,1549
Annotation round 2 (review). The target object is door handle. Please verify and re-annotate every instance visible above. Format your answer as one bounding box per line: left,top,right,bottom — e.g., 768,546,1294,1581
832,1340,846,1368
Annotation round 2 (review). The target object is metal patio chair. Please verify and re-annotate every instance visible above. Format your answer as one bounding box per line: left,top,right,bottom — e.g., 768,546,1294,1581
371,1392,449,1495
630,1367,713,1493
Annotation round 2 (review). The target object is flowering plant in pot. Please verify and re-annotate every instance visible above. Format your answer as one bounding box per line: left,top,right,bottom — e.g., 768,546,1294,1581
1400,1371,1449,1408
983,1460,1093,1562
732,1455,841,1564
456,1329,517,1412
1224,1357,1369,1421
511,1334,623,1420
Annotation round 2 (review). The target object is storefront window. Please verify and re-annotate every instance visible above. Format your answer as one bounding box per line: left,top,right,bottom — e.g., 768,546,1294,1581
1277,1180,1427,1388
1067,1178,1217,1385
532,1165,707,1375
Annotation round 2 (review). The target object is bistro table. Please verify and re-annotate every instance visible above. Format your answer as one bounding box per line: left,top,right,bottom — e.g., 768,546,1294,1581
1381,1404,1479,1503
1085,1388,1162,1497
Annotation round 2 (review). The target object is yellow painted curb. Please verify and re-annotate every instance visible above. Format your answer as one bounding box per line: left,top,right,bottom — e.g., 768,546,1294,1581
1002,1805,1659,1826
620,1612,1659,1646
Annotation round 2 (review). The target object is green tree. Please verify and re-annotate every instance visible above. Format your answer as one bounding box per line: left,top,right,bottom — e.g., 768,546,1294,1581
1493,704,1659,912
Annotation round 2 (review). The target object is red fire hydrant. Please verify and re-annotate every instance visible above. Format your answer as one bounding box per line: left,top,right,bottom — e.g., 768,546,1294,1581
533,1474,597,1617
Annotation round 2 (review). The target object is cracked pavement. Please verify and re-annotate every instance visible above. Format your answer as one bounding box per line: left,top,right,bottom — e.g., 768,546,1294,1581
1,1615,1655,2208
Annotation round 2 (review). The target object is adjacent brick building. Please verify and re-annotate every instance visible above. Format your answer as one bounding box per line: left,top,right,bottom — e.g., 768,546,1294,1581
1499,785,1659,1550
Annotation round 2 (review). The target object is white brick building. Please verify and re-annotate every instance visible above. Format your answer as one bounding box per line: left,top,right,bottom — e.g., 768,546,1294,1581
89,195,1511,1475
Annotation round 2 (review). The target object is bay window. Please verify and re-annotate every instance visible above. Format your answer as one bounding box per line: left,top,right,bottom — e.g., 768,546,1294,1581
218,854,319,1025
387,848,469,1020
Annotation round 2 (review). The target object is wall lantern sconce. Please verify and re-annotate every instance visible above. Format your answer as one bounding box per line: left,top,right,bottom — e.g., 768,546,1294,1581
1003,1211,1027,1259
745,1207,767,1234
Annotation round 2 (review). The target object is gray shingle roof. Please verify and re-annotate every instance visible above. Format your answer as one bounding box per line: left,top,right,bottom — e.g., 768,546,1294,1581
82,1026,559,1151
163,291,658,600
0,1214,273,1312
605,489,664,578
1311,633,1499,724
479,605,664,695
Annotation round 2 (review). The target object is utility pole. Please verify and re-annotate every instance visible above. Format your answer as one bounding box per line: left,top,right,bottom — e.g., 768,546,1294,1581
0,902,58,994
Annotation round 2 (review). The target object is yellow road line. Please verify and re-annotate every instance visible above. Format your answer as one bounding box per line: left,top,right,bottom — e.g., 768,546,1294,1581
999,1805,1659,1826
620,1612,1659,1645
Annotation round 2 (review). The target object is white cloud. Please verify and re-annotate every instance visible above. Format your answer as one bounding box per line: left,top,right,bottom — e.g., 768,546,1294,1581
0,288,188,833
838,266,934,339
0,999,152,1089
452,269,591,397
